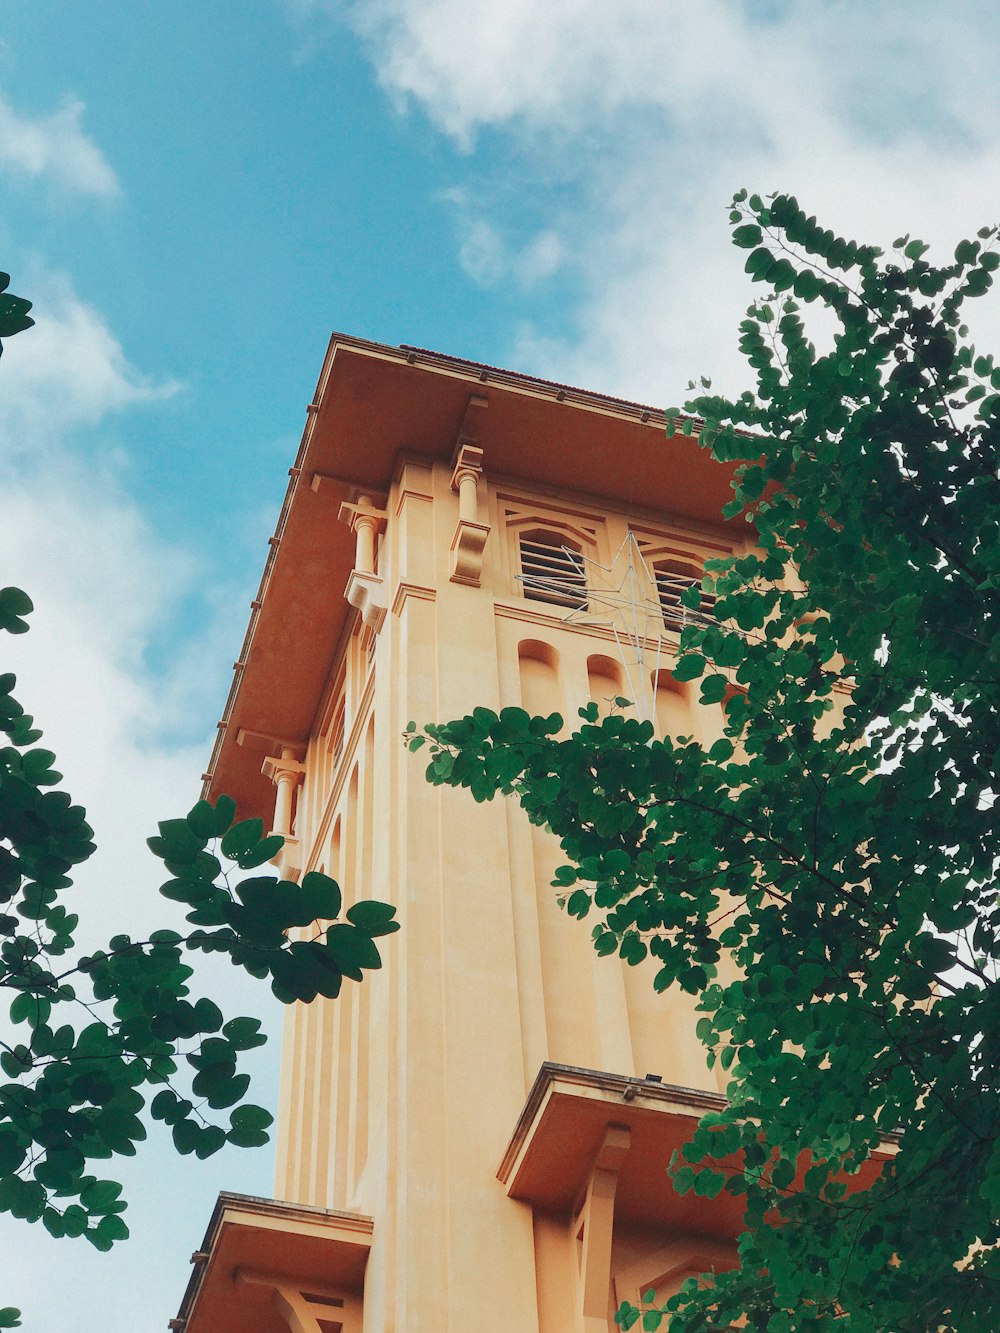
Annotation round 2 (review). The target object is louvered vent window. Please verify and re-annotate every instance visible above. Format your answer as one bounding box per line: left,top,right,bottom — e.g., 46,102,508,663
519,534,588,610
655,561,715,633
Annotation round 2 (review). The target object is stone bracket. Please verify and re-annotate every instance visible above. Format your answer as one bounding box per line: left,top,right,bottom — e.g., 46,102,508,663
449,520,491,586
345,568,387,633
269,835,301,881
236,1269,362,1333
575,1123,631,1332
449,439,489,585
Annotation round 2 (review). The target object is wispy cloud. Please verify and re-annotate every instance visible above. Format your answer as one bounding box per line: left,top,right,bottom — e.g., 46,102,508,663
443,186,567,291
322,0,1000,400
0,91,121,197
1,266,181,447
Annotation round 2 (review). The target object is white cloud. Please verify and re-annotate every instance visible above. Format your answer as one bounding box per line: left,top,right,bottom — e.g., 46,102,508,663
455,212,506,287
336,0,1000,400
516,230,564,286
0,267,181,448
348,0,1000,152
0,91,120,197
443,187,567,291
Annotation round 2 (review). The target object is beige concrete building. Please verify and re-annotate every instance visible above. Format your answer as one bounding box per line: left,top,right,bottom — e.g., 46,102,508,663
173,336,748,1333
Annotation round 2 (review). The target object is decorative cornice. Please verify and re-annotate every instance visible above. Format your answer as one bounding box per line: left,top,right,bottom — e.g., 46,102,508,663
391,581,437,616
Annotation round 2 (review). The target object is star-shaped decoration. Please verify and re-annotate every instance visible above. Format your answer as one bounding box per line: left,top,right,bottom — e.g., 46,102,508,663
517,530,709,721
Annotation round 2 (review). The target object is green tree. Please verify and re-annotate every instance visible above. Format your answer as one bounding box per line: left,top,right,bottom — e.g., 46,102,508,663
0,268,398,1331
411,195,1000,1331
0,597,400,1333
0,593,397,1328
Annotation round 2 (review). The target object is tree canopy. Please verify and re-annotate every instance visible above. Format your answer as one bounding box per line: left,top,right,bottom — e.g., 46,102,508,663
412,194,1000,1331
0,590,397,1326
0,267,397,1328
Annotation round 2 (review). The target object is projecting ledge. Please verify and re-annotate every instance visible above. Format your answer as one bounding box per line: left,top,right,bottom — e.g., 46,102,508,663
498,1063,742,1237
173,1192,372,1333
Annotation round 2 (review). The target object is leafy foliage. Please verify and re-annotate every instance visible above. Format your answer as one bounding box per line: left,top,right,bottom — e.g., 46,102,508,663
0,592,397,1324
413,196,1000,1330
0,274,33,355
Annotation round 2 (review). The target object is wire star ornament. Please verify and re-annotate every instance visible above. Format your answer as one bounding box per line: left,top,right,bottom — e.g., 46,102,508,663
517,530,684,723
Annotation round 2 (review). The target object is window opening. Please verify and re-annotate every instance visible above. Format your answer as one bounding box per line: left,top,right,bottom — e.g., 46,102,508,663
654,561,715,633
519,533,588,610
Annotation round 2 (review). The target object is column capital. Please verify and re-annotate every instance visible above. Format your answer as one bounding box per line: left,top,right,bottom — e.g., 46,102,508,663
261,754,306,785
337,499,387,534
450,442,484,491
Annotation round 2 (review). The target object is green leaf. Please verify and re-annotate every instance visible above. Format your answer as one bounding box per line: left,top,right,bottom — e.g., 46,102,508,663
21,748,60,784
227,1103,273,1148
671,654,705,682
699,675,728,704
732,224,763,249
346,899,399,935
0,1130,26,1176
9,992,48,1026
234,833,284,869
222,1016,267,1051
186,799,218,840
325,924,382,979
594,931,618,957
95,1213,129,1244
566,889,591,919
80,1179,123,1213
194,997,225,1032
298,869,343,921
745,247,774,280
194,1125,227,1159
212,794,237,835
171,1118,201,1156
220,817,264,859
714,634,744,668
0,587,33,635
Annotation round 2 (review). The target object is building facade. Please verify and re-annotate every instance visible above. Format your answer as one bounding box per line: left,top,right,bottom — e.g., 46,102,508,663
173,336,749,1333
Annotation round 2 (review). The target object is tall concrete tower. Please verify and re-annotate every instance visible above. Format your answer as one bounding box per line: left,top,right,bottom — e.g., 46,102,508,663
173,336,746,1333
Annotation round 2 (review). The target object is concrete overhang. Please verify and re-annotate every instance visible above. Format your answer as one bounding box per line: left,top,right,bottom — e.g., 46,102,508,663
499,1062,744,1237
500,1064,897,1240
172,1192,372,1333
203,334,742,821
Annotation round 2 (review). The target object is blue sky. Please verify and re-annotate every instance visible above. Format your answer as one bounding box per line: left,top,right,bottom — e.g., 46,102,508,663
1,1,999,1327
